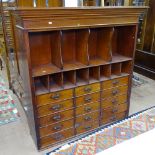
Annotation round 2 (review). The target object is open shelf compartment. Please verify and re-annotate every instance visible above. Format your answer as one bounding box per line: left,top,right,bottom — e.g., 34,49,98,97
89,66,100,83
100,65,111,81
76,68,89,86
63,71,76,89
61,29,89,71
34,75,49,95
121,60,132,75
111,63,121,78
112,26,136,63
29,31,62,77
49,73,63,92
88,27,113,66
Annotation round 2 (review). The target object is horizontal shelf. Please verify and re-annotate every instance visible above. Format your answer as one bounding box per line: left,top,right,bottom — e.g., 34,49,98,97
89,58,109,66
32,64,61,77
112,54,132,63
63,61,87,71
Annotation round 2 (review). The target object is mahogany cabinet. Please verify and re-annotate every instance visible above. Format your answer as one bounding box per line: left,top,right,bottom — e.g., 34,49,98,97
11,7,146,150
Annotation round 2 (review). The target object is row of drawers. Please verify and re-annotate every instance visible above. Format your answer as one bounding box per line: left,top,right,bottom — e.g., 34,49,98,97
38,94,127,127
36,76,128,107
37,86,128,117
39,110,127,147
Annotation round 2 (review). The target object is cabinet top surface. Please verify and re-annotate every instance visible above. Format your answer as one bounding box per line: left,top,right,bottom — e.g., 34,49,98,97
11,6,148,31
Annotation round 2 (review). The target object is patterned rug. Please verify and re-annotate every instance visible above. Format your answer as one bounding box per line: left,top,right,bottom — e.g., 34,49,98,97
0,77,19,125
47,107,155,155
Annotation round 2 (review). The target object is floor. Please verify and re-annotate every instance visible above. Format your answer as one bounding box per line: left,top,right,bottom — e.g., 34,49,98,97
0,66,155,155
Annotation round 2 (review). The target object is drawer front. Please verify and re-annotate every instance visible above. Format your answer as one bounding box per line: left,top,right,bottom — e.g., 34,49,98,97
101,86,128,99
40,128,74,148
102,76,129,89
76,111,99,124
76,121,99,134
76,102,100,116
36,89,73,106
102,95,127,109
38,109,74,126
101,112,126,125
75,83,100,96
37,99,74,117
76,92,100,107
39,119,74,137
102,103,128,118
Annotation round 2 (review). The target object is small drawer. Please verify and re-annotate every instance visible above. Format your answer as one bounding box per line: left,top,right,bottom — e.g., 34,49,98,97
36,89,73,106
39,119,74,137
102,103,128,118
102,76,128,89
76,121,99,134
76,92,100,107
75,83,100,96
101,112,126,125
37,99,74,117
38,109,74,127
76,111,99,124
102,95,127,109
76,102,100,116
101,86,128,99
39,128,74,148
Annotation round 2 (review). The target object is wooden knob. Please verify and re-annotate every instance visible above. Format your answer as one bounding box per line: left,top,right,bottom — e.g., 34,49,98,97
84,116,92,121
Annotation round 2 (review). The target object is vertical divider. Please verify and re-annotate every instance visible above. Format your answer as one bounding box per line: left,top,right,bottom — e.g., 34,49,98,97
48,0,63,7
76,29,89,66
51,30,63,70
36,0,47,7
97,27,113,62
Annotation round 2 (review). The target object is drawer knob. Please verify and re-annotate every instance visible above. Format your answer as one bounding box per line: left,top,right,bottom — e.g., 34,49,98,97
112,90,119,96
85,107,92,112
84,116,92,121
53,134,63,140
85,96,92,103
53,115,61,121
112,99,118,104
85,125,92,131
84,87,92,93
51,104,61,111
110,116,116,121
53,125,62,131
112,108,118,113
51,93,60,100
112,80,119,85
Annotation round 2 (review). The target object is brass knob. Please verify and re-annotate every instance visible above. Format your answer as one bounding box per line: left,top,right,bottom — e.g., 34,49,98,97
112,89,119,96
53,115,61,121
51,104,61,111
112,99,118,104
84,96,92,103
85,106,92,112
110,115,116,121
112,108,118,113
84,116,92,121
85,126,92,131
53,134,63,140
53,125,62,131
84,87,92,93
112,80,119,85
51,93,60,100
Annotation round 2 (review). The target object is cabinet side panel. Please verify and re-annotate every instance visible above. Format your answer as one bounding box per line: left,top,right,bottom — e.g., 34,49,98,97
15,27,38,148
